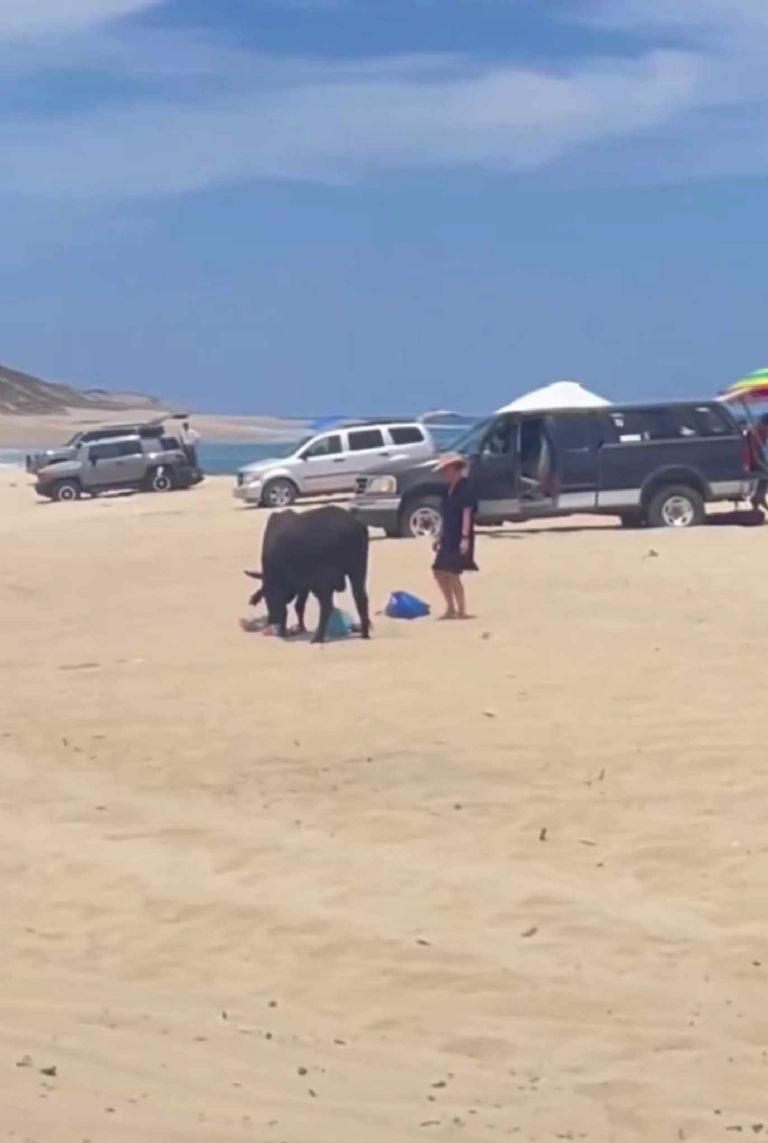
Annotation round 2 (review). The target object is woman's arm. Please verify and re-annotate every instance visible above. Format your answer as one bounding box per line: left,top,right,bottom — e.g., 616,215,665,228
460,505,472,553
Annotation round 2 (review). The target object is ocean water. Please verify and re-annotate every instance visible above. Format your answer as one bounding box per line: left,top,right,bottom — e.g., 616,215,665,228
200,440,293,474
0,448,31,468
1,426,473,476
0,441,299,474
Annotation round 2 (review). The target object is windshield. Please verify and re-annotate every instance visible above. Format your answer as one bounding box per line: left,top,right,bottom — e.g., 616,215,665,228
446,417,493,456
64,434,81,446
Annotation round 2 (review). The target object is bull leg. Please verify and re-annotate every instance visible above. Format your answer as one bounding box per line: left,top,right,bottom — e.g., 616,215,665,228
273,600,289,639
350,576,371,639
295,590,309,633
311,588,334,644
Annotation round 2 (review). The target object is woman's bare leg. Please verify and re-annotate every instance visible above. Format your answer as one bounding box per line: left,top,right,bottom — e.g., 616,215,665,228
452,575,467,618
433,570,456,618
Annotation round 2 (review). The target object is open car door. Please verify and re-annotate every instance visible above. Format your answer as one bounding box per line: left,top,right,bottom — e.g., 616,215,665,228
472,417,522,519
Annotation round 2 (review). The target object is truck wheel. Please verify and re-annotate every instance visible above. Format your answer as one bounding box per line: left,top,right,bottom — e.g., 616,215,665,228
261,478,297,508
401,496,443,539
52,479,81,502
647,485,704,528
150,468,174,493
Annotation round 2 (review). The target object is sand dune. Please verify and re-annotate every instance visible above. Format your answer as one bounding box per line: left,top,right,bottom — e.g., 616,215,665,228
0,407,306,448
1,469,767,1140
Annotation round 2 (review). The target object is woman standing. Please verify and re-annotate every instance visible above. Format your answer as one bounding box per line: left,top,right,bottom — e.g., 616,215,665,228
432,453,478,620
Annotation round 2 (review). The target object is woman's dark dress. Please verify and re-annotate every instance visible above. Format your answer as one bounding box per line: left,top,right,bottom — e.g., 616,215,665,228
432,477,479,574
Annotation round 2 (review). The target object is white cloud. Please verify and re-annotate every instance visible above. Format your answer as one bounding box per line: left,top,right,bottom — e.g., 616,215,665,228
0,50,707,197
0,0,763,197
0,0,160,38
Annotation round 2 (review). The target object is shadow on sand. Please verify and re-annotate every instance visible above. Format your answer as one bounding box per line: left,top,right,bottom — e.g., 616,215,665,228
479,508,764,539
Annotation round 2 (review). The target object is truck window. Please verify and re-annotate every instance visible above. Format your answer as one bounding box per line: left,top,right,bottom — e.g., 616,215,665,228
482,420,515,455
690,405,731,437
609,409,671,443
448,416,494,455
552,414,594,450
610,405,733,443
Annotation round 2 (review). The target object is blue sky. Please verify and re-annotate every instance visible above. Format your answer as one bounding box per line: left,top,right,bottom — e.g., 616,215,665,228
0,0,766,415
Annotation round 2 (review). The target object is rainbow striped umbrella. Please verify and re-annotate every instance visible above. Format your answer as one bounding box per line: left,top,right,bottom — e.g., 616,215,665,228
721,367,768,401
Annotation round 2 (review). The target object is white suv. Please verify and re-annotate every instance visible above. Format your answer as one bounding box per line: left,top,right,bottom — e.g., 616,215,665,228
234,421,435,507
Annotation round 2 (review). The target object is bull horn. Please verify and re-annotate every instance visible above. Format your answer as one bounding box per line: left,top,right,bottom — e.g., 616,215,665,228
244,570,263,580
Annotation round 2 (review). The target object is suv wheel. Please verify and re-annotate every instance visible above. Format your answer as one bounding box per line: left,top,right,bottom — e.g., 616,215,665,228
262,478,297,508
401,496,443,539
647,485,705,529
150,468,174,493
51,479,81,502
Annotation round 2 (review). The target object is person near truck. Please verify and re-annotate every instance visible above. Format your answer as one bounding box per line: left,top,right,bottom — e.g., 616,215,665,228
180,420,201,469
745,414,768,511
432,453,478,620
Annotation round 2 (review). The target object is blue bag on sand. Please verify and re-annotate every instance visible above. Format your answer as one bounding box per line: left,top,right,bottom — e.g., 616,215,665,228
385,591,431,620
326,608,354,638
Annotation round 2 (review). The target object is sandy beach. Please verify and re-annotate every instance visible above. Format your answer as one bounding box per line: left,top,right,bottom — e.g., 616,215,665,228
2,467,768,1141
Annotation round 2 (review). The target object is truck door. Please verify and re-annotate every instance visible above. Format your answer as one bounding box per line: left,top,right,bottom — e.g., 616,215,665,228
515,416,556,514
597,408,669,509
470,416,520,519
549,412,600,510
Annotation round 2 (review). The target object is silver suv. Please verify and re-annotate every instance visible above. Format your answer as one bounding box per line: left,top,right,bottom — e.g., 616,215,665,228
34,435,202,502
233,420,435,507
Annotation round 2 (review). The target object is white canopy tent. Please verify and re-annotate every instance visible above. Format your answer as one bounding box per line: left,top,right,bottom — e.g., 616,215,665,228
497,380,610,413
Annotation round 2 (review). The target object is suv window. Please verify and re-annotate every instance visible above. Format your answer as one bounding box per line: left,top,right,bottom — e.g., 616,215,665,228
389,425,424,445
348,429,384,451
116,440,143,457
90,442,122,461
89,440,142,461
302,434,342,459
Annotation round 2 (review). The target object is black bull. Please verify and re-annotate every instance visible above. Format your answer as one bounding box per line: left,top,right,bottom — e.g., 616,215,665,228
245,506,371,644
